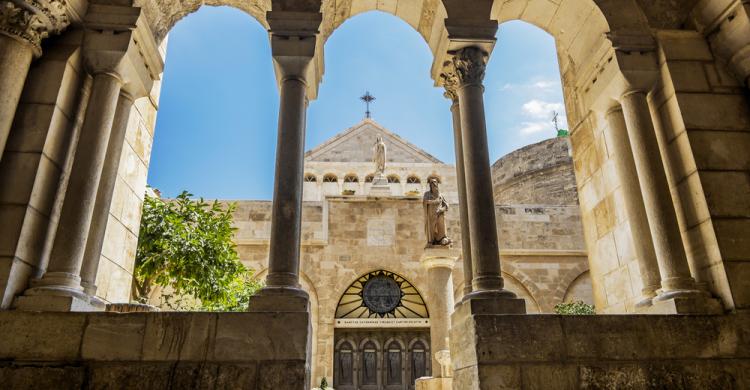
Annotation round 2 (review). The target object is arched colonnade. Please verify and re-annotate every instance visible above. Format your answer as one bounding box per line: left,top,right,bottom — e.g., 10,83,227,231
0,0,749,318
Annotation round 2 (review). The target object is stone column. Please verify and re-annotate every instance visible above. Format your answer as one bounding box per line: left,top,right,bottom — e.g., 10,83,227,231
80,91,135,298
450,47,519,308
420,248,457,377
0,0,69,161
604,106,661,306
15,2,160,310
18,71,123,310
619,91,696,294
619,90,720,314
440,66,473,300
249,11,321,313
265,70,308,294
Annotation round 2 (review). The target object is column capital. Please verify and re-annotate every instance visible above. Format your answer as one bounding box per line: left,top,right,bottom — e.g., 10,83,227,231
606,31,660,96
83,1,163,99
0,0,70,56
421,247,459,270
439,60,460,103
267,11,321,82
449,46,488,88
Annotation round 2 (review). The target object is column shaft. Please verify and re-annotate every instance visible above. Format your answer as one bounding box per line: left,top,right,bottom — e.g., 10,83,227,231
0,35,34,161
456,83,504,293
605,106,661,303
620,91,697,294
449,101,473,297
266,76,307,289
80,91,134,295
426,264,453,377
33,72,122,293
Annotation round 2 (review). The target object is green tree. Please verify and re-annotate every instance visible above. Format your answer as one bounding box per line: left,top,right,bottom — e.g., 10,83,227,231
133,190,261,311
554,300,595,315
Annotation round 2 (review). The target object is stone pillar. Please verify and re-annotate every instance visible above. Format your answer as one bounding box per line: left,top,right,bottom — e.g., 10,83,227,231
80,91,135,298
421,248,457,377
440,66,472,300
619,90,721,314
450,47,520,309
17,71,123,311
604,106,661,306
248,11,321,314
0,0,69,160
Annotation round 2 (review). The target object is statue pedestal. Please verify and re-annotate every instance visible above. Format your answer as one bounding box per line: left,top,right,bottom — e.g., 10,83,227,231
420,246,458,386
369,172,391,196
415,377,452,390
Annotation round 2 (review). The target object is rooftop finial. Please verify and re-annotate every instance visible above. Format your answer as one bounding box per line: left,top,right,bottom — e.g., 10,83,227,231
360,91,376,119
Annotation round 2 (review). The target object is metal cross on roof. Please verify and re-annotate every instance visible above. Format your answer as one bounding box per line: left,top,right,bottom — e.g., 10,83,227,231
360,91,376,119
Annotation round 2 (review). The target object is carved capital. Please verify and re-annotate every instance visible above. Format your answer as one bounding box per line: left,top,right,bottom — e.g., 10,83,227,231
439,60,459,103
0,0,70,56
450,46,488,87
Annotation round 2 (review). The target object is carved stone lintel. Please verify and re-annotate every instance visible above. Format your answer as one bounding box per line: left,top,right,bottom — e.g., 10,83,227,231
439,60,459,103
450,46,488,87
0,0,70,56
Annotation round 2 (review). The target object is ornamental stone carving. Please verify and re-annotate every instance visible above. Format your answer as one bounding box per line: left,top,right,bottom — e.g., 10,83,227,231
0,0,70,55
439,61,459,103
450,46,488,87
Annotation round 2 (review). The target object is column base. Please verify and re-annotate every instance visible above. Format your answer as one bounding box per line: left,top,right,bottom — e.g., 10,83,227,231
247,285,310,313
460,290,526,314
641,292,723,315
415,377,452,390
14,294,104,312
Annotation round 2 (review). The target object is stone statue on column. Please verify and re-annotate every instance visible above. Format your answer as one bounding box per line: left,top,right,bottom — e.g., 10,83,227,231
373,135,386,174
423,178,451,246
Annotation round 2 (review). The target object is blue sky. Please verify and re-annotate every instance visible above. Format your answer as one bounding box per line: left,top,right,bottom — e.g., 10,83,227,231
148,7,566,200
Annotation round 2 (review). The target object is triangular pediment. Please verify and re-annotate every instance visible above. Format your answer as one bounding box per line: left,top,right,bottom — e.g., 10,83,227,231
305,119,443,164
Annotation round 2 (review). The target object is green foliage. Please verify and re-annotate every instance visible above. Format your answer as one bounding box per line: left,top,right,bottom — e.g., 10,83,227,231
554,301,595,315
319,377,328,389
133,190,261,311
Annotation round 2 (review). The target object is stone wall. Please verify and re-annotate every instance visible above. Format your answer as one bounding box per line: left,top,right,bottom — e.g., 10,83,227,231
216,196,591,383
450,311,750,389
0,311,310,389
491,137,579,206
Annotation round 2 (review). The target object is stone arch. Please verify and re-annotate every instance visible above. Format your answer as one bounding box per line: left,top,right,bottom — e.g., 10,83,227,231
384,337,407,350
334,269,429,319
359,337,381,351
501,270,542,314
142,2,271,44
336,338,357,351
563,270,594,305
320,1,449,54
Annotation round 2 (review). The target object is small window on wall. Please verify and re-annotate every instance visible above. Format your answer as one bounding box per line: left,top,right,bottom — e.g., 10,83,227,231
343,174,359,183
427,175,441,184
304,174,317,182
387,175,400,183
323,174,338,183
364,174,374,183
406,176,421,184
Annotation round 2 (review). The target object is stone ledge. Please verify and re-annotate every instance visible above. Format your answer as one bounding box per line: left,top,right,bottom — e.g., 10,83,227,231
451,312,750,389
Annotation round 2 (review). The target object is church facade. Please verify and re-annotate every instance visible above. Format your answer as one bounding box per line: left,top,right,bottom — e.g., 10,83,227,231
207,119,592,387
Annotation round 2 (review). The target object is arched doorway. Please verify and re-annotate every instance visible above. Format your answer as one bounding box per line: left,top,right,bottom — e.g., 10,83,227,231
333,270,431,390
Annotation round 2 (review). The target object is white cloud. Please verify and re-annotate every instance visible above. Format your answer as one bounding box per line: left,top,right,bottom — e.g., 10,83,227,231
532,80,558,90
499,79,559,91
522,99,564,119
519,121,550,135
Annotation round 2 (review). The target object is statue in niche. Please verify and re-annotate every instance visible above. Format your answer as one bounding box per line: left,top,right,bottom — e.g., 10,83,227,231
373,135,387,175
423,178,451,246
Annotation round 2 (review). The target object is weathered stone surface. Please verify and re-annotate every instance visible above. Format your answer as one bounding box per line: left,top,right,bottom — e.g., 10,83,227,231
213,312,309,361
142,312,215,361
0,365,85,390
82,314,146,361
0,311,85,361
